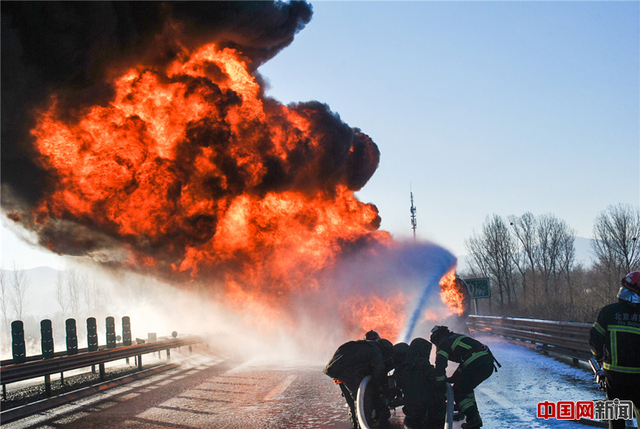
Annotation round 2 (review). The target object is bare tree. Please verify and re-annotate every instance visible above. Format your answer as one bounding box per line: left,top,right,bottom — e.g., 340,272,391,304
56,270,69,316
558,224,577,304
0,268,9,329
536,214,571,297
84,275,103,315
592,204,640,295
67,269,83,317
508,213,538,302
10,262,30,320
465,214,519,306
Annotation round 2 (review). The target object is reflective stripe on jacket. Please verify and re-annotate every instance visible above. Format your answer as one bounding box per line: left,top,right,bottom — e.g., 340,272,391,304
434,333,489,379
589,301,640,379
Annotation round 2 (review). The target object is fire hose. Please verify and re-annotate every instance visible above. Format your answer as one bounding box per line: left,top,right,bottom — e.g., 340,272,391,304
444,382,454,429
356,375,454,429
589,357,606,391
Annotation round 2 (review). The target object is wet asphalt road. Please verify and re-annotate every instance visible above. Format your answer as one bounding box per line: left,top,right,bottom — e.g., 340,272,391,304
4,335,607,429
5,353,398,429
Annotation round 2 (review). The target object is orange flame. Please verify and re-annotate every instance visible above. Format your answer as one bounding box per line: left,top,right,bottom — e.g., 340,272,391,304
340,293,407,341
31,43,387,302
438,269,468,316
28,41,457,341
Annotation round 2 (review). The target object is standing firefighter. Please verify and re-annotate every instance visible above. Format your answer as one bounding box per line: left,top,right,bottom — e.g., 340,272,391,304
324,337,395,429
430,326,499,429
589,271,640,429
395,337,446,429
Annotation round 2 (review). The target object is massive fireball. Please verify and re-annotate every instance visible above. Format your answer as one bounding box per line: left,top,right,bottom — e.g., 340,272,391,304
32,44,386,286
5,3,464,340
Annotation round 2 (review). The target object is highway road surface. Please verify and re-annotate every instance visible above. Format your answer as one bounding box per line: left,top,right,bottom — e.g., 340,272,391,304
3,335,613,429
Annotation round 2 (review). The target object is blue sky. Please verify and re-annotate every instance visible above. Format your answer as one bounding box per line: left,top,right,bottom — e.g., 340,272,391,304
260,1,639,252
2,0,639,269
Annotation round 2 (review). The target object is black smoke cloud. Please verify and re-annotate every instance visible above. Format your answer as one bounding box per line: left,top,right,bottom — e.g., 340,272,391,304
1,1,313,211
2,0,384,273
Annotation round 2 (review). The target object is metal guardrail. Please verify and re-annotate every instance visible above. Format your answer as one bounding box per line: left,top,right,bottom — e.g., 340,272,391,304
467,315,593,364
1,336,206,394
1,344,119,367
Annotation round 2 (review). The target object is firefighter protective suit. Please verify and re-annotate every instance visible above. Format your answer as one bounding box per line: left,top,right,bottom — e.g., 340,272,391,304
589,298,640,429
395,337,446,429
324,338,394,429
431,327,498,429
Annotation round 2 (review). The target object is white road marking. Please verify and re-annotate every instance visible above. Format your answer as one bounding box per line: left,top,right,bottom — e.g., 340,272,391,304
263,375,297,401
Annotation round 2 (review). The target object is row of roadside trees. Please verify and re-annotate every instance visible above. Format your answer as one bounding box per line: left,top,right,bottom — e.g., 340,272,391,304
0,266,110,357
462,203,640,322
0,263,30,328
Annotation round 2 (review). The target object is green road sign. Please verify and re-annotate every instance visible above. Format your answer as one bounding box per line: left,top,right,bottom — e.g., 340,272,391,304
465,277,491,299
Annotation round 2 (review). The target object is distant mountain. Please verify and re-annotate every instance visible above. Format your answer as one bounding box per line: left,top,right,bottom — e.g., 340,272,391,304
457,236,596,274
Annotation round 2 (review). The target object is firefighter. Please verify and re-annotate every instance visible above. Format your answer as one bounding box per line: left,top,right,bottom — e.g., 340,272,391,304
324,337,395,429
589,271,640,429
430,326,499,429
395,337,446,429
389,342,410,408
365,330,382,341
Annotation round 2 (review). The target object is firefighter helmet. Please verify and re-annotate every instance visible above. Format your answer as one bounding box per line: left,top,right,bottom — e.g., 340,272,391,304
617,271,640,303
430,325,450,346
364,330,381,341
393,342,410,366
621,271,640,293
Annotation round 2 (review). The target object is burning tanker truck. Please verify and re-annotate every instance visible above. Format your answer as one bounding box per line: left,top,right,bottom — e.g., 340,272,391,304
2,1,469,347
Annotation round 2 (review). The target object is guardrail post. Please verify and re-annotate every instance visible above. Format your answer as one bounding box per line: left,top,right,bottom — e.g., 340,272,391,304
122,316,132,346
87,317,98,351
66,318,78,355
63,318,78,385
87,317,98,373
166,348,170,360
41,319,54,358
123,316,131,364
106,316,116,349
99,363,105,381
11,320,26,364
44,374,52,397
41,319,54,397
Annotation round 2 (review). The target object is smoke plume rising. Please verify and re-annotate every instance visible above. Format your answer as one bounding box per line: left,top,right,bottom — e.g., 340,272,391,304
2,1,461,351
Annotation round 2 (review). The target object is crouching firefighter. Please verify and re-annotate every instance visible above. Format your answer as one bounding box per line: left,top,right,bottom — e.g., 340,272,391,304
324,337,395,429
430,326,500,429
589,271,640,429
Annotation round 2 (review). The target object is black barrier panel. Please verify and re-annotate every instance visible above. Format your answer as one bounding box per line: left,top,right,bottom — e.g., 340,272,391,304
66,318,78,355
87,317,98,351
11,320,26,364
41,319,54,359
122,316,132,346
106,316,116,349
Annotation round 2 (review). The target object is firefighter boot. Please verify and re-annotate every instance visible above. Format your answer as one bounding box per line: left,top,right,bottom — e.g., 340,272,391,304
461,411,483,429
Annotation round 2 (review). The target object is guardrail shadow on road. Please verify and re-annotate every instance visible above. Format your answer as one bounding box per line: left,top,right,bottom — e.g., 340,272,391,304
1,349,231,426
